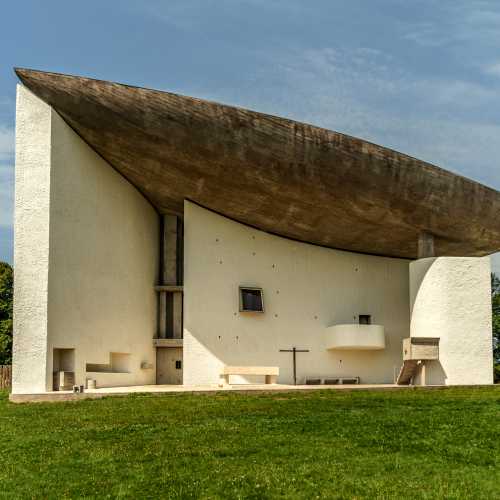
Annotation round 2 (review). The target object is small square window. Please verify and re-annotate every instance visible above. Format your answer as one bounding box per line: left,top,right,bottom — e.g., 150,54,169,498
359,315,371,325
239,287,264,312
175,360,182,370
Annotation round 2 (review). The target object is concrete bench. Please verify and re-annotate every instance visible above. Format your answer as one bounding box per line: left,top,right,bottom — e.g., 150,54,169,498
219,366,279,386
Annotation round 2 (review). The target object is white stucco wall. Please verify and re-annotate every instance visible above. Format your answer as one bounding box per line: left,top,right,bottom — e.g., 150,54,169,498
12,86,52,393
410,257,493,385
13,85,159,393
183,201,411,385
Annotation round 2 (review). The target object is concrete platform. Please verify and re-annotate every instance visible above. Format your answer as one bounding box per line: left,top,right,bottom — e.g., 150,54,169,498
7,382,468,403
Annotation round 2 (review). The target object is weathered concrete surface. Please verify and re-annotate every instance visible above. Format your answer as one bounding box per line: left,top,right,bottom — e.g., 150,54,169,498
15,68,500,259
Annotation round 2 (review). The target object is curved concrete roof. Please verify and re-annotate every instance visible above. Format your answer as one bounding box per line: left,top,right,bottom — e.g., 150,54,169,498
15,68,500,259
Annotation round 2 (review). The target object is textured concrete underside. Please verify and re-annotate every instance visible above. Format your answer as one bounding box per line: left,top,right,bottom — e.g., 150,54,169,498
15,68,500,259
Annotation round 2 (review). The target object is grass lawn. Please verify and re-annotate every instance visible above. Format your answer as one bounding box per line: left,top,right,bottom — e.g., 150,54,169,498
0,387,499,499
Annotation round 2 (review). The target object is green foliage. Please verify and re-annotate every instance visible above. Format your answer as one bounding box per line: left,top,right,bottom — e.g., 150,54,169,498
0,262,13,365
0,388,499,498
495,364,500,384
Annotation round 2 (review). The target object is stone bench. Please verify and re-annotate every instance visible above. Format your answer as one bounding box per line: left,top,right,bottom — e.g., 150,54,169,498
219,366,279,386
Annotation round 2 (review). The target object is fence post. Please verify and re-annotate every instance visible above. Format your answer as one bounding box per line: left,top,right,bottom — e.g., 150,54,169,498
0,365,12,389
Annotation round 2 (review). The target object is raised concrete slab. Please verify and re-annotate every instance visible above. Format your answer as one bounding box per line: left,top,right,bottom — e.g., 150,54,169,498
14,67,500,259
153,338,183,348
10,383,495,403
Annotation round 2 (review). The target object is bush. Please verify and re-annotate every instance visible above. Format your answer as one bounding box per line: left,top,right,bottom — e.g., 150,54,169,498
0,262,13,365
494,364,500,384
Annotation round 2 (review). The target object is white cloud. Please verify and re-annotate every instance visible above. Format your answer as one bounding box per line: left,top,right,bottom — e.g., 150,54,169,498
0,163,14,227
403,22,452,48
483,62,500,77
491,254,500,275
0,96,13,109
0,126,14,163
400,2,500,48
0,124,15,229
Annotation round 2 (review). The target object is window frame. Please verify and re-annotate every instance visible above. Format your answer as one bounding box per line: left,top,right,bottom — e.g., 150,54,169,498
358,314,372,325
239,286,265,313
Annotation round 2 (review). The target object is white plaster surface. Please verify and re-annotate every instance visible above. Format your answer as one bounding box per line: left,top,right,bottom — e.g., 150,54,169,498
325,324,385,350
12,86,159,393
410,257,493,385
12,86,52,394
183,201,411,385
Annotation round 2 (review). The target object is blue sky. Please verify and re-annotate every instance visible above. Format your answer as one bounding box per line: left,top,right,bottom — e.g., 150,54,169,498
1,1,500,271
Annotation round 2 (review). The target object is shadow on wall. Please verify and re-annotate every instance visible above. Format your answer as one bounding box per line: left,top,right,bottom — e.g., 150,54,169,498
184,327,399,385
416,360,447,386
184,327,281,385
410,259,447,385
410,258,435,317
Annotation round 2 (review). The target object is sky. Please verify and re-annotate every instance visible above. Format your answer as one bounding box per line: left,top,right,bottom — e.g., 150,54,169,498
1,0,500,272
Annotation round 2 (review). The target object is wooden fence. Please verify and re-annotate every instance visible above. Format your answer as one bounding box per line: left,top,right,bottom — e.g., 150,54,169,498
0,365,11,389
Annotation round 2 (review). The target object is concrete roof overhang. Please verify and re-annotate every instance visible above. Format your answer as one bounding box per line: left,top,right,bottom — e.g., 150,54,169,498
15,68,500,259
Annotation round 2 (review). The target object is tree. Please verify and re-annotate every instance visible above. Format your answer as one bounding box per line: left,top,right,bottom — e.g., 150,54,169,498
0,262,13,365
492,273,500,382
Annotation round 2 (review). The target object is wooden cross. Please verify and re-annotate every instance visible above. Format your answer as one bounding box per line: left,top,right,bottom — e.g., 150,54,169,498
279,347,310,385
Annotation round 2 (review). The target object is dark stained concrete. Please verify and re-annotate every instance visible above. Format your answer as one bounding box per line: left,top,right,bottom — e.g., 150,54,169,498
15,68,500,259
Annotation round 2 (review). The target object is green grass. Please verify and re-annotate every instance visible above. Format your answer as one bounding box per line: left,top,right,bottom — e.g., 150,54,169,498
0,387,499,499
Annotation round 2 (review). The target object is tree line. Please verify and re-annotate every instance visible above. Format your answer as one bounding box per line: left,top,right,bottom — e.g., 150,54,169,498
0,261,498,379
0,262,13,365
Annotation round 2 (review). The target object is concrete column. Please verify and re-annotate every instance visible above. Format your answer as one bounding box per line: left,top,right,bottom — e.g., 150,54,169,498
163,215,179,285
418,231,434,259
12,85,52,393
159,214,183,339
172,292,183,339
158,291,167,339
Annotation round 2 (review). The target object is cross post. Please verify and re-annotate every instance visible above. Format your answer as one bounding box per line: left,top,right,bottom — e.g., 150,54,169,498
279,347,310,385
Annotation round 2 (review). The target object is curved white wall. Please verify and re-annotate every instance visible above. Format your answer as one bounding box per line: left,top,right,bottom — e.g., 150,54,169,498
410,257,493,385
13,86,159,393
183,201,410,385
